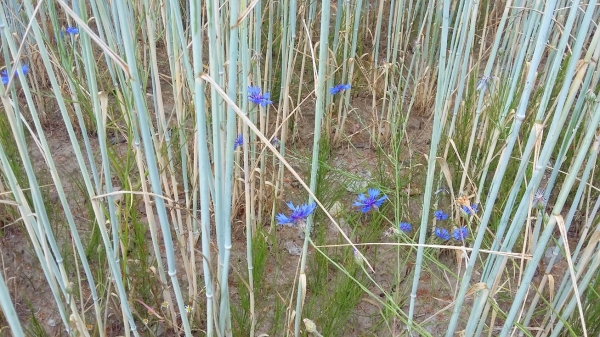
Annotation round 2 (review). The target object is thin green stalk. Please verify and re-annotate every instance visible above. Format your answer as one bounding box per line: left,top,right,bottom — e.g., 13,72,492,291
336,0,363,146
273,0,297,234
192,0,215,334
238,2,256,335
523,135,600,335
448,1,559,335
252,1,263,233
547,242,600,337
408,0,450,333
499,97,600,335
114,0,191,334
0,120,71,334
242,113,257,337
217,0,241,333
2,3,107,334
293,3,330,336
0,269,24,335
467,3,596,334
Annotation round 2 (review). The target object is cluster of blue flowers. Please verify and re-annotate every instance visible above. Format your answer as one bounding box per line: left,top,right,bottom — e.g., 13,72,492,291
248,82,350,107
430,204,478,242
433,227,469,241
240,83,350,151
1,65,29,86
275,188,388,228
275,186,475,245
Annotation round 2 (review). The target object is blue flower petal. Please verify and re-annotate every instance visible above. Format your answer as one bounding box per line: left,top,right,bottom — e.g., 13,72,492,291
248,86,261,96
234,134,243,150
277,202,316,227
434,210,448,221
461,203,479,215
330,83,351,95
65,27,79,35
354,189,386,213
1,65,29,85
453,226,468,241
399,222,412,233
434,228,450,241
248,86,273,106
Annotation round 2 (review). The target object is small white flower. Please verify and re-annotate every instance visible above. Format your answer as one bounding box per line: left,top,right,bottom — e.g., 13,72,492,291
353,248,364,266
533,189,548,210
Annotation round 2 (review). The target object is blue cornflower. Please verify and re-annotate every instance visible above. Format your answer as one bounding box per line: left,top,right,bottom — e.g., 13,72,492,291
248,86,273,106
329,83,351,95
271,136,280,148
398,222,412,233
461,203,479,215
276,202,317,227
434,210,448,221
234,134,243,150
434,228,450,241
353,188,387,213
65,27,79,35
453,226,468,241
1,65,29,85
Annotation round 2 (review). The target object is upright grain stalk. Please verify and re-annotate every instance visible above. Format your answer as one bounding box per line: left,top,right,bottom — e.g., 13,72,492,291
293,2,330,336
114,1,192,334
447,1,560,335
191,0,216,335
407,0,450,333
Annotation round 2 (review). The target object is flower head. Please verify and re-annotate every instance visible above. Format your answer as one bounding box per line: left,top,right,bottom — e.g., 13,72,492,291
1,65,29,85
353,188,387,213
65,27,79,35
276,202,317,228
476,75,493,92
329,83,351,95
434,228,450,241
434,210,448,221
234,134,243,150
353,247,363,265
248,86,273,106
398,222,412,233
185,305,193,314
453,226,468,241
461,203,479,216
271,136,280,148
533,189,547,210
